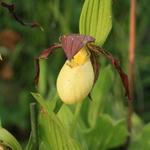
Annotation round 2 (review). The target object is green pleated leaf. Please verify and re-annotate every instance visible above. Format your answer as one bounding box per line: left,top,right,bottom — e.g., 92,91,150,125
129,123,150,150
31,92,57,113
57,105,74,132
32,92,83,150
84,114,128,150
0,127,23,150
79,0,112,46
39,112,82,150
88,65,114,126
108,120,128,149
58,105,89,150
31,93,48,110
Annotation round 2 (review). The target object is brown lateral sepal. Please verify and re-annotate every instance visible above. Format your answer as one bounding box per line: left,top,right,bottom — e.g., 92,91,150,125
60,34,95,59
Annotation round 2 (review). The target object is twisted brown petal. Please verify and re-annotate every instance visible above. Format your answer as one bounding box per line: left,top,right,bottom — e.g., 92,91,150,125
35,43,62,85
87,43,131,100
90,51,100,84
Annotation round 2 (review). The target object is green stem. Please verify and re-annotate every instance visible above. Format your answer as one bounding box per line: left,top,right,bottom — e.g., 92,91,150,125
71,103,82,135
30,103,38,150
38,59,47,95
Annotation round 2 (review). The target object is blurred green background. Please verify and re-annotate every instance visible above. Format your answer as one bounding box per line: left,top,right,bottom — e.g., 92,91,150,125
0,0,149,144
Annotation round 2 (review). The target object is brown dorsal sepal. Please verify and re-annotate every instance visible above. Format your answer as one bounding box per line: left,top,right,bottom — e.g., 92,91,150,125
60,34,95,59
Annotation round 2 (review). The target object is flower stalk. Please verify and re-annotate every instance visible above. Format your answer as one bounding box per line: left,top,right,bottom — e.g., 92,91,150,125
30,103,39,150
128,0,136,135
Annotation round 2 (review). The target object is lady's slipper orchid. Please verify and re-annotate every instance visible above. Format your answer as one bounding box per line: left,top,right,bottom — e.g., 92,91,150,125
35,34,130,104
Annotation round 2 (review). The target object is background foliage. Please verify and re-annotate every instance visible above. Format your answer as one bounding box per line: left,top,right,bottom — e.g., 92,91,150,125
0,0,150,149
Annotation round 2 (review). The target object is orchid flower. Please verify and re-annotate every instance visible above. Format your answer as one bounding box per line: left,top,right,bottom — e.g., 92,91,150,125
35,34,130,104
